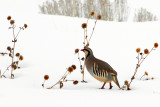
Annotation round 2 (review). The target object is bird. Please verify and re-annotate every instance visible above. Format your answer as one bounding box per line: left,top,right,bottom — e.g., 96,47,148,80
81,46,120,89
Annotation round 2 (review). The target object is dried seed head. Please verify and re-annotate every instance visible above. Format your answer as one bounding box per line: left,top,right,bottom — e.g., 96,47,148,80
136,48,141,53
16,61,19,65
90,11,95,16
145,72,148,76
124,80,129,86
154,43,158,48
19,55,23,60
151,77,154,80
144,49,149,54
24,24,28,28
7,16,11,20
10,20,15,25
73,80,78,85
7,46,11,51
75,49,79,54
82,23,87,29
15,53,20,57
71,65,76,70
67,67,73,73
97,14,102,20
9,53,12,57
60,81,63,89
44,75,49,80
12,64,17,70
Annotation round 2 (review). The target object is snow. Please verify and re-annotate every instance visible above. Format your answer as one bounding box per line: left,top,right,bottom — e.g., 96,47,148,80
0,0,160,107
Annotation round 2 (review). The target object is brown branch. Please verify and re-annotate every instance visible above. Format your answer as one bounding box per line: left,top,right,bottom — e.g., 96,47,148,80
47,71,69,89
89,19,97,43
128,47,155,89
1,65,11,78
85,14,91,45
0,53,8,56
11,25,16,79
140,74,145,80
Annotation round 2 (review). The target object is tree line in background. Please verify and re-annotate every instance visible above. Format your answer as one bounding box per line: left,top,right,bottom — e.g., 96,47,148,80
134,8,157,22
39,0,158,22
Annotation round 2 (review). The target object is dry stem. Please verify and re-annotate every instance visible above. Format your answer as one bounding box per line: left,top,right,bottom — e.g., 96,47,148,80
48,71,69,89
11,25,16,79
129,47,155,89
140,74,145,80
89,19,97,43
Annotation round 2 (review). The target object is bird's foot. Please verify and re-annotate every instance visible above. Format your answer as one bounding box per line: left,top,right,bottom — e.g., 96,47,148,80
81,80,87,83
109,85,113,89
100,87,105,89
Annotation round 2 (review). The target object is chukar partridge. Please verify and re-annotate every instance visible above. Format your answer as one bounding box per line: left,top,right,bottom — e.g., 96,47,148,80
81,46,120,89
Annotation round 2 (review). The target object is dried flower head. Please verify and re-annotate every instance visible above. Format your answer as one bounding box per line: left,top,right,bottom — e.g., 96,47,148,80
75,49,79,54
124,80,129,86
151,77,154,80
16,61,19,65
90,11,95,16
97,14,102,20
19,55,23,60
145,72,148,76
136,48,141,53
12,64,17,70
82,23,87,29
67,67,73,73
71,65,76,70
144,49,149,54
60,81,63,89
10,20,15,25
7,46,11,51
44,75,49,80
24,24,27,28
7,16,11,20
15,53,20,57
73,80,78,85
154,43,158,48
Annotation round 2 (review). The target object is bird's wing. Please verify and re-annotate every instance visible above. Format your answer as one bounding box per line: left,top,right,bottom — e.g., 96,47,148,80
94,58,117,75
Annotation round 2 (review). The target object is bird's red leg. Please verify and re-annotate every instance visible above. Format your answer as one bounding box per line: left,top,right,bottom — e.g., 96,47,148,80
100,82,106,89
109,82,113,89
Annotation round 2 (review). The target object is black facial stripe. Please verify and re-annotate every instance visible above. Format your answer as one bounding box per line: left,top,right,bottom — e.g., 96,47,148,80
85,49,90,59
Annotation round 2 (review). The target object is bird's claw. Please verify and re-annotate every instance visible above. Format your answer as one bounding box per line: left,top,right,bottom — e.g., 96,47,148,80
81,80,87,83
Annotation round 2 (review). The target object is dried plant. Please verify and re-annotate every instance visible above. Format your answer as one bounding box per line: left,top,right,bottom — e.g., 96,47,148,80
42,75,50,88
0,16,27,79
80,12,102,82
123,43,158,90
140,72,148,80
42,65,79,89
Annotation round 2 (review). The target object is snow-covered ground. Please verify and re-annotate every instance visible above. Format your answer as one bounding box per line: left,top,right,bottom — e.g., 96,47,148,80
0,0,160,107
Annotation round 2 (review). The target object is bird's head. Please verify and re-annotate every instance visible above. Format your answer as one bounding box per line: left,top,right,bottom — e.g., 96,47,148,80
81,46,94,59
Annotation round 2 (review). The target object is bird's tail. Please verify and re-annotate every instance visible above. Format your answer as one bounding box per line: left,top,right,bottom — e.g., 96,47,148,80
113,76,120,88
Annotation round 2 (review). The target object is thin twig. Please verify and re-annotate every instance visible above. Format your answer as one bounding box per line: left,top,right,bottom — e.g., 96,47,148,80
0,53,8,55
139,47,154,65
89,19,97,43
15,27,22,39
85,14,91,45
11,25,16,79
48,71,69,89
1,65,11,77
129,47,155,88
140,74,145,80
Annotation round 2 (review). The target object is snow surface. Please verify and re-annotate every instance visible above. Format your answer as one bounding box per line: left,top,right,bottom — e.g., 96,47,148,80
0,0,160,107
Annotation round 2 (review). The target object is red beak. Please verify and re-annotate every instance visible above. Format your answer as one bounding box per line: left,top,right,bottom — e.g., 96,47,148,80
81,49,84,51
